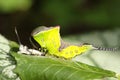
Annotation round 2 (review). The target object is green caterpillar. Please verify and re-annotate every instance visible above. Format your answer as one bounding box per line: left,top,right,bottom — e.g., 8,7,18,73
31,26,118,59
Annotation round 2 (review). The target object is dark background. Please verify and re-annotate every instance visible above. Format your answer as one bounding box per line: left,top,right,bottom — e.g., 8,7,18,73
0,0,120,46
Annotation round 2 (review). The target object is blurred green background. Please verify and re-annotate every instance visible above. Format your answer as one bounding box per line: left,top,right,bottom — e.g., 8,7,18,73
0,0,120,45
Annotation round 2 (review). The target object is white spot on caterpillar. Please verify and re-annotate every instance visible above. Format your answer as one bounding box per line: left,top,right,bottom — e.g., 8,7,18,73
18,44,44,56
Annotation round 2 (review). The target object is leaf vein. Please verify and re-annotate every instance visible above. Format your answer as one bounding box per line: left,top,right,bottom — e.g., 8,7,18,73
66,70,79,80
52,67,65,80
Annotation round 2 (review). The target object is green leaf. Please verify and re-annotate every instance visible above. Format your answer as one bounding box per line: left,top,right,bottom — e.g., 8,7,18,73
11,52,117,80
0,34,19,80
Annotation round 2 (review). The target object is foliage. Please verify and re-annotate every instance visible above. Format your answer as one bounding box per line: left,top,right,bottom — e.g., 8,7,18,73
0,27,120,80
0,34,118,80
11,51,117,80
0,0,32,13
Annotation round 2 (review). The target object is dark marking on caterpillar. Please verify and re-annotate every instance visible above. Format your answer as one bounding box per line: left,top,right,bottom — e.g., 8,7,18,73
59,39,70,51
